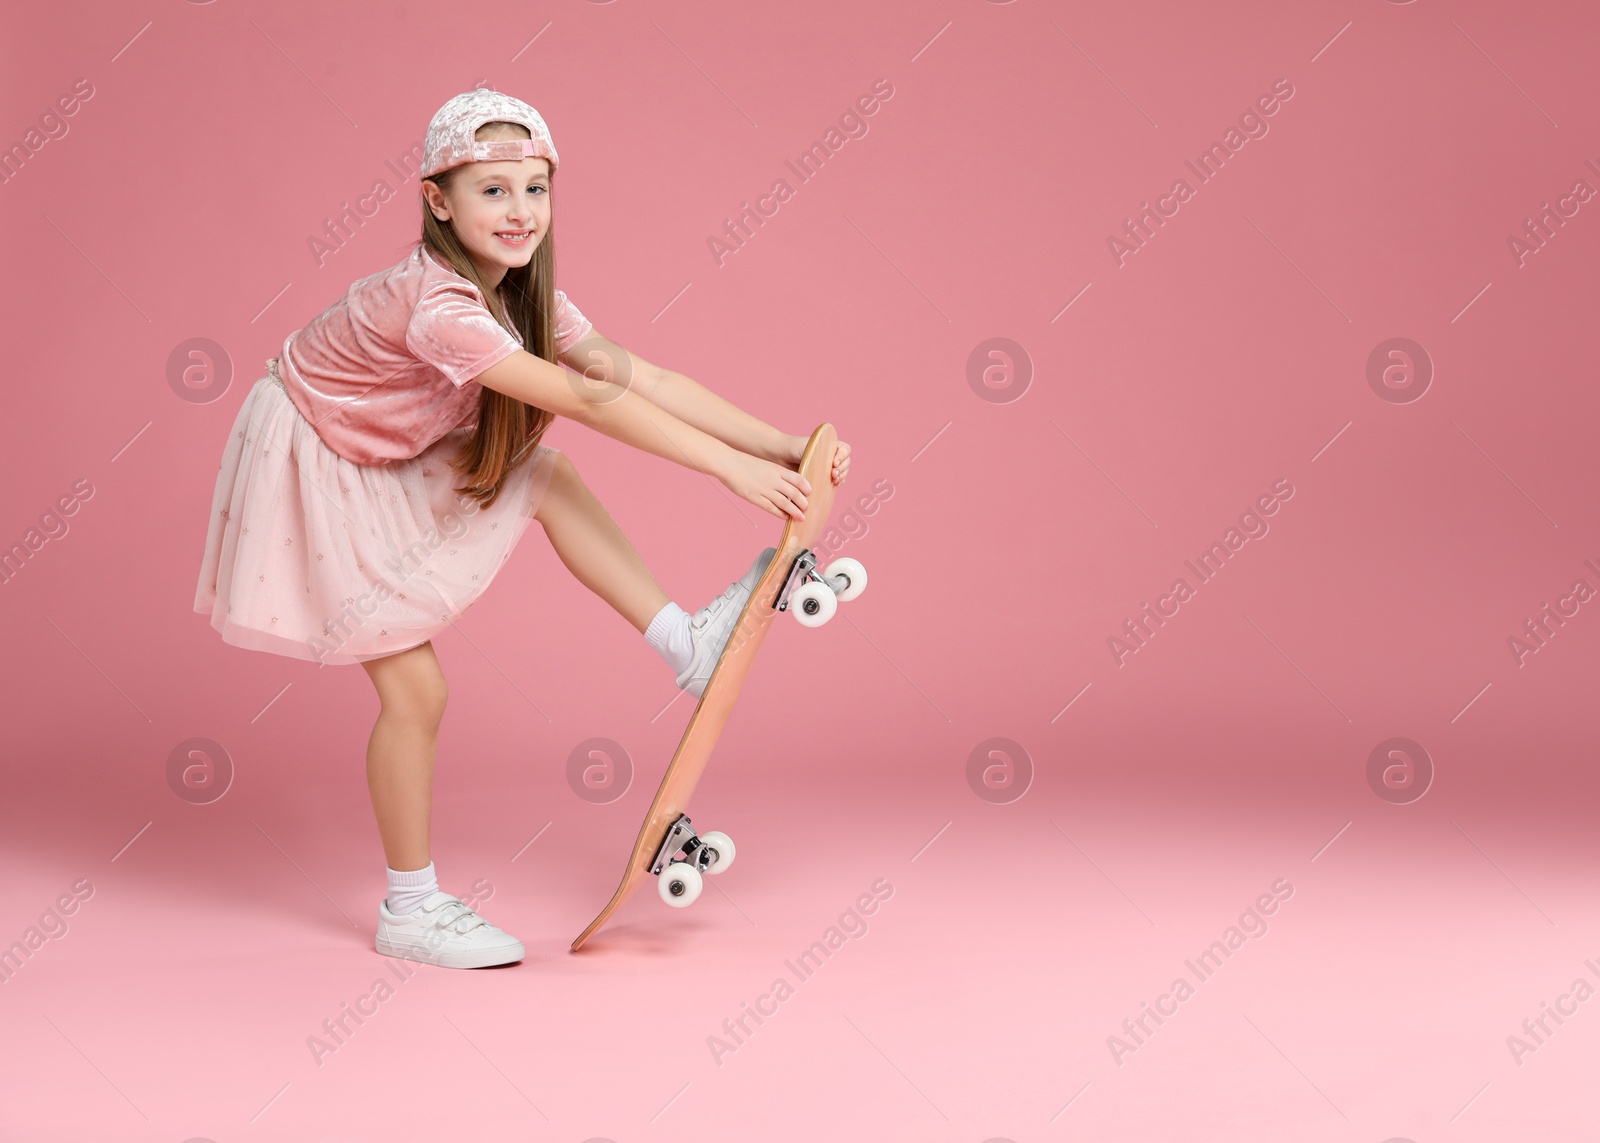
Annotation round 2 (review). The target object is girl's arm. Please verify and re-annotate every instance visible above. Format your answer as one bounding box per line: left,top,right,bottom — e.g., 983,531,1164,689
560,332,802,465
475,347,736,476
473,346,812,519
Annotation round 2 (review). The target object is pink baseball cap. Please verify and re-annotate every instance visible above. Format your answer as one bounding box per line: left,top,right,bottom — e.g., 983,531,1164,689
420,89,559,179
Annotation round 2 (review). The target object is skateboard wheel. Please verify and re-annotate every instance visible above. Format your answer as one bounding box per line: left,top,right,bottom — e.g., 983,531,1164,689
790,580,837,627
698,831,736,874
823,557,867,602
658,862,703,907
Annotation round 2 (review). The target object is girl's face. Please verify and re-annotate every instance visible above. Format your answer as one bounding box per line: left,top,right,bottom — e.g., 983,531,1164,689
426,155,552,288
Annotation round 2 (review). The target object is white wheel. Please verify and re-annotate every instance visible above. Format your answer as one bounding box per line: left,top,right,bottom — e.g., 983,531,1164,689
658,862,703,907
790,580,837,627
698,831,736,874
823,557,867,602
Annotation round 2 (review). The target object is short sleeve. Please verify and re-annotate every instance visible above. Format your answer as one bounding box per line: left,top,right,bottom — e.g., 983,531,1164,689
553,288,594,355
405,281,524,388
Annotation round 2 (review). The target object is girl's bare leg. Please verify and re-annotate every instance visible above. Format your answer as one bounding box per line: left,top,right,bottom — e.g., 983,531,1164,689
534,451,671,633
359,640,447,871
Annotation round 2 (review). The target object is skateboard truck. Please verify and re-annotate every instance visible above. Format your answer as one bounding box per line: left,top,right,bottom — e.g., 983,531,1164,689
772,550,860,623
649,813,710,876
648,814,737,906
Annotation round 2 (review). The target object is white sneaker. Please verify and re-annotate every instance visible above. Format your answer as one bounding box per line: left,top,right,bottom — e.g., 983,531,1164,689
375,890,525,969
674,547,778,698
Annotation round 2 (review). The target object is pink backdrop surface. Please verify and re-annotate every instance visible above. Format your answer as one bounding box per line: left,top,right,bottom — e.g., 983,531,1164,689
2,0,1598,1139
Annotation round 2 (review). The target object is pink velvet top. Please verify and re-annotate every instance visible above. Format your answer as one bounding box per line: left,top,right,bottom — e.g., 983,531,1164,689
277,244,593,465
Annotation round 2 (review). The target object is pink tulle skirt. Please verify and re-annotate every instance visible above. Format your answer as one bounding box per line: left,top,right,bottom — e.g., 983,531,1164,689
193,359,560,666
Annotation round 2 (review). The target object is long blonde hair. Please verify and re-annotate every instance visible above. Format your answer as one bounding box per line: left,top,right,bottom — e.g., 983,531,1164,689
418,120,561,510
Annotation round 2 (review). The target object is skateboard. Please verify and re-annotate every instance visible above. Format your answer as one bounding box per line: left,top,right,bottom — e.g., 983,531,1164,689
570,422,867,951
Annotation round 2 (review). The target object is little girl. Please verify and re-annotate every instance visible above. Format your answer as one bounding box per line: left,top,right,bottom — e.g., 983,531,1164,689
193,89,851,969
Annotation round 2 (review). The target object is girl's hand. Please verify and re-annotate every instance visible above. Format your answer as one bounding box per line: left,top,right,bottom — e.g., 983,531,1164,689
828,440,851,486
777,434,851,486
720,451,811,521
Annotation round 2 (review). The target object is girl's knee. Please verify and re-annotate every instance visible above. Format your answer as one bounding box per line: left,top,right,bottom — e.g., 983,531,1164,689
405,662,448,718
419,673,448,719
390,675,447,727
364,644,448,723
535,450,580,520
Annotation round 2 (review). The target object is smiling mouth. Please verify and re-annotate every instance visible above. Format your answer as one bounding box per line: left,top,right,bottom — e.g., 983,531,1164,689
495,230,534,246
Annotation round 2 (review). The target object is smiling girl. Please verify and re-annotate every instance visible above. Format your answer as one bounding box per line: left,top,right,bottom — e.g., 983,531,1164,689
194,89,850,968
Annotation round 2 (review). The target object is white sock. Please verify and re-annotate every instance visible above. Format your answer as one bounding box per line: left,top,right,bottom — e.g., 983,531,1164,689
386,861,438,916
644,601,694,675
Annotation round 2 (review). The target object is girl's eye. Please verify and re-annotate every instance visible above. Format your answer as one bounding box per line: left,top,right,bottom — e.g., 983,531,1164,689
485,186,545,197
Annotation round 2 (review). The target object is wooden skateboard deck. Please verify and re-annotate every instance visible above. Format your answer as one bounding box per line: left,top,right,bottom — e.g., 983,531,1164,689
570,423,841,951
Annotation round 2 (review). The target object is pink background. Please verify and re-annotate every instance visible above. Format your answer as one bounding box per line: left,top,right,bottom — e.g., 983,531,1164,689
3,0,1598,1138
